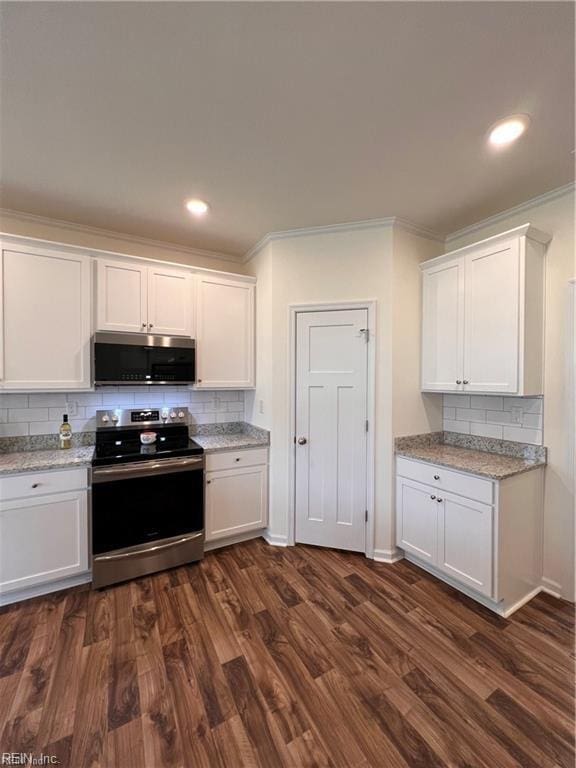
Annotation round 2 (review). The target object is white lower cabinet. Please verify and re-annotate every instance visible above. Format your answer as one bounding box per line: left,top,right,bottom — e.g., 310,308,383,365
0,470,89,602
396,457,543,616
205,450,268,542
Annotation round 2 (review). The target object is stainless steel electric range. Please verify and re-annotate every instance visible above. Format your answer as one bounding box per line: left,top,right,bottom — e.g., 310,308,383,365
91,407,204,589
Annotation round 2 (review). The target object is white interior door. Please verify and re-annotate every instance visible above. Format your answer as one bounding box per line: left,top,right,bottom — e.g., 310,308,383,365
295,309,368,552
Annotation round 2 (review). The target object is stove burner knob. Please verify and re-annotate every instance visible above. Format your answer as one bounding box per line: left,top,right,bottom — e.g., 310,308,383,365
111,413,119,423
178,411,185,419
101,414,110,423
170,411,177,419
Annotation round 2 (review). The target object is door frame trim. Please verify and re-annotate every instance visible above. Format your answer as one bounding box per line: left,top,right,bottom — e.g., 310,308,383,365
288,300,377,558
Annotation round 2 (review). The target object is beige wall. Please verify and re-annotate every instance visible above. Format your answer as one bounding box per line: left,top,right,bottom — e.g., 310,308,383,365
245,224,442,556
446,189,575,601
0,211,246,275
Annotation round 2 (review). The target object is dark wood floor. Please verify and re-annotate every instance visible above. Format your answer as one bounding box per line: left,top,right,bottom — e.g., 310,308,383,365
0,538,574,768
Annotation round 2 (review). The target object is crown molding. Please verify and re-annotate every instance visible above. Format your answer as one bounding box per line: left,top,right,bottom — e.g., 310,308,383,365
242,215,444,263
0,208,243,264
445,182,576,245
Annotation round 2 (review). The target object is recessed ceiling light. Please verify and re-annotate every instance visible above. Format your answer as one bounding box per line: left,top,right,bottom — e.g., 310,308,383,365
488,115,530,147
185,198,209,216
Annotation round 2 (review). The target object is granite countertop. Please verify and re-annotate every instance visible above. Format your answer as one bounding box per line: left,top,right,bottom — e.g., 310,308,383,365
0,446,95,476
192,433,270,453
395,431,546,480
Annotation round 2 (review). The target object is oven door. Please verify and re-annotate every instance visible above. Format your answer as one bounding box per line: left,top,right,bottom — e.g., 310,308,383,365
94,332,195,385
91,456,204,587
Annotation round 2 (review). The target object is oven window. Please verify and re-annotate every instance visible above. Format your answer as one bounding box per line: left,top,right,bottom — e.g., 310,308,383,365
94,343,195,383
92,469,204,554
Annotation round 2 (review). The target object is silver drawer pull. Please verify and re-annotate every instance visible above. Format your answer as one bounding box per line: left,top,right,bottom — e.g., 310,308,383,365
93,533,203,562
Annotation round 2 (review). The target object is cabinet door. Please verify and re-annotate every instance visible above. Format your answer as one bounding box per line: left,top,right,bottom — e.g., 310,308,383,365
96,259,148,333
0,491,88,593
0,244,91,390
396,477,437,563
437,491,493,597
196,277,255,388
463,240,519,393
148,266,193,337
205,464,267,541
421,258,465,391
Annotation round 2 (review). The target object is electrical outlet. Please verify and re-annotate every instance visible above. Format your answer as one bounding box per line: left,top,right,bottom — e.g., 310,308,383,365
259,399,265,415
65,400,78,418
510,406,523,424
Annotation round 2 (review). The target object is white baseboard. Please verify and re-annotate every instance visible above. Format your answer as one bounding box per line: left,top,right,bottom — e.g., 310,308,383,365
0,571,91,607
204,528,265,552
262,531,290,547
499,587,543,618
541,577,564,600
373,547,404,563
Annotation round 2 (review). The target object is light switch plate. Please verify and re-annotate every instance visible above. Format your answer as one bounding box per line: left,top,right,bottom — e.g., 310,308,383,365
65,400,78,417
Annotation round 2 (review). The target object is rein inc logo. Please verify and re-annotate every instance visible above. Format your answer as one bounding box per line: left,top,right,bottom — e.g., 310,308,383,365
1,756,59,766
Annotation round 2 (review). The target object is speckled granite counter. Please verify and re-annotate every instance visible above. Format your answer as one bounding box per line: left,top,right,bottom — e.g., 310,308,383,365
192,422,270,453
395,431,546,480
0,446,94,476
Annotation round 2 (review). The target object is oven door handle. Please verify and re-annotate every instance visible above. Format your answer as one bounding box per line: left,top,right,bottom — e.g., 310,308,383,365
92,456,204,482
93,532,203,562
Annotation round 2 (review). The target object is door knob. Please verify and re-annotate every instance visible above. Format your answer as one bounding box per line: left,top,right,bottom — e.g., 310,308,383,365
297,437,307,445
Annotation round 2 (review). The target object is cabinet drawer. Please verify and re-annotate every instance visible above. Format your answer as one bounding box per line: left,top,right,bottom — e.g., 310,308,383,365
0,468,88,501
396,457,493,505
205,447,268,472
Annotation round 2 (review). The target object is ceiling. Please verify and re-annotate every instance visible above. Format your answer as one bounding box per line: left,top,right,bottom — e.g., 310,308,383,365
0,2,574,257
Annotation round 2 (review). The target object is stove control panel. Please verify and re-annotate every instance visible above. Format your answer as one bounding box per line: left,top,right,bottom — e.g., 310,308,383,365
95,407,189,428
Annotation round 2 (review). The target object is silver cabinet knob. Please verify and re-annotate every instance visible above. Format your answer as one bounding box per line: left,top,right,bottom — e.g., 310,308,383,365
148,323,153,329
463,380,469,385
32,483,40,488
297,437,307,445
456,380,462,384
430,494,436,500
433,474,440,480
437,498,443,503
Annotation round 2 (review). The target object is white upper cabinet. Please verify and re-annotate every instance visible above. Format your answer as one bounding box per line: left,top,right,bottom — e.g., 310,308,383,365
421,224,549,396
421,259,464,391
196,276,255,388
97,259,193,336
96,259,148,333
147,265,193,336
0,241,91,390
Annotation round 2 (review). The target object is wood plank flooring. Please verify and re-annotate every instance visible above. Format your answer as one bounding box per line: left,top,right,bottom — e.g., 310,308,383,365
0,538,574,767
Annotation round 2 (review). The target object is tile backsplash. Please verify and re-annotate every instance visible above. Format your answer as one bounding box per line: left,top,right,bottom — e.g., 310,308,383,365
0,388,245,437
443,394,543,445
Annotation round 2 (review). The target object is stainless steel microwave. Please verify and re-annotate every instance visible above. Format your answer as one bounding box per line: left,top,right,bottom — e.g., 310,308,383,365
93,332,195,386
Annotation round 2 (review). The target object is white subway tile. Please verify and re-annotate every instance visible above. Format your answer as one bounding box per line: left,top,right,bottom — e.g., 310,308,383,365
456,408,486,422
444,420,470,434
102,393,134,406
0,423,29,437
470,422,503,439
28,421,61,436
0,394,28,408
502,426,543,445
49,407,83,420
486,410,514,425
522,413,543,429
443,407,456,420
444,394,470,408
9,408,49,422
470,395,504,411
75,393,103,406
28,393,68,407
502,397,543,414
0,409,7,423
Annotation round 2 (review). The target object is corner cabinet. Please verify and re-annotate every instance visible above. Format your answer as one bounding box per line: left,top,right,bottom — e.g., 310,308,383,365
196,276,255,388
421,224,550,395
0,240,92,390
96,258,193,337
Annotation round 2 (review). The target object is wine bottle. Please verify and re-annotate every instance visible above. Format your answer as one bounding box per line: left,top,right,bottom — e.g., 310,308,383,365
59,414,72,449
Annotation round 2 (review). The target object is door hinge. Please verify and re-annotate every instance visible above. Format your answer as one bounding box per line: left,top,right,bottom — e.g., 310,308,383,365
365,419,369,433
360,328,370,343
365,510,368,523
